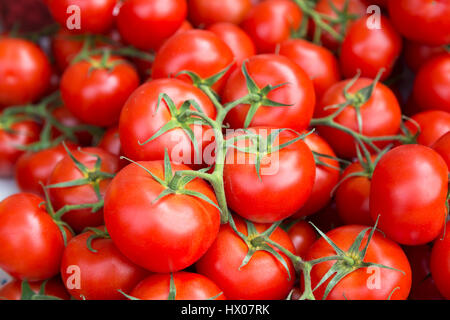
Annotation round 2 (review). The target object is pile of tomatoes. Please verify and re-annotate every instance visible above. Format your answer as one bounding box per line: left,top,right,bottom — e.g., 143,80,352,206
0,0,449,301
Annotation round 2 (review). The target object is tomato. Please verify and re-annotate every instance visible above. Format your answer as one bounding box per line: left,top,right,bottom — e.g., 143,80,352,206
119,78,216,167
405,110,450,147
47,0,116,34
223,127,316,223
430,221,450,299
286,220,317,258
206,22,256,67
104,160,221,273
412,54,450,113
196,216,296,300
117,0,187,51
151,30,235,92
241,0,303,53
0,193,70,281
15,142,78,197
0,119,41,177
404,245,444,300
387,0,450,46
0,278,70,300
60,56,139,127
370,145,448,245
432,131,450,169
310,0,366,51
129,272,225,300
293,132,340,218
223,54,315,132
48,147,119,233
339,15,402,81
188,0,252,27
316,78,402,158
404,41,446,73
279,38,341,100
51,106,93,146
306,225,411,300
0,37,51,108
60,229,148,300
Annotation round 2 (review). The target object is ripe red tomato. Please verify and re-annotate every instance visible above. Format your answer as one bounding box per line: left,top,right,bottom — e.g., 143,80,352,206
117,0,187,51
316,78,402,158
0,193,70,281
189,0,252,27
279,39,341,100
119,78,216,166
223,127,316,223
104,161,221,273
405,110,450,147
47,0,117,34
310,0,366,51
0,278,70,300
370,145,448,245
241,0,303,53
60,56,139,127
152,30,235,92
48,147,119,233
129,272,225,300
335,158,374,226
15,142,78,197
430,221,450,299
206,22,256,67
305,225,412,300
223,54,315,132
0,119,41,177
293,132,340,218
0,38,51,108
412,54,450,113
339,15,402,81
432,131,450,169
404,41,446,73
286,220,317,258
387,0,450,46
196,216,296,300
60,229,148,300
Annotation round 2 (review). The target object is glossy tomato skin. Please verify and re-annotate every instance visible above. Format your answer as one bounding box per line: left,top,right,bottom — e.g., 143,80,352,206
340,15,402,81
405,110,450,147
119,78,216,167
47,0,117,34
412,54,450,113
286,220,317,258
279,39,341,100
152,30,235,92
130,272,225,300
97,126,129,169
430,221,450,299
0,277,70,300
306,225,412,300
370,145,448,245
223,54,315,132
60,229,148,300
15,142,78,197
293,132,340,218
206,23,256,67
189,0,252,27
196,216,296,300
60,56,139,127
241,0,302,53
432,131,450,169
404,41,446,73
316,78,402,159
0,38,51,108
0,120,41,177
0,193,70,281
223,127,316,223
48,147,119,233
387,0,450,46
104,161,221,273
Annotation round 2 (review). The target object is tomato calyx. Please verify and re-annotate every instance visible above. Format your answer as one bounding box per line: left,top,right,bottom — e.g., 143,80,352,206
83,227,111,253
0,280,62,301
